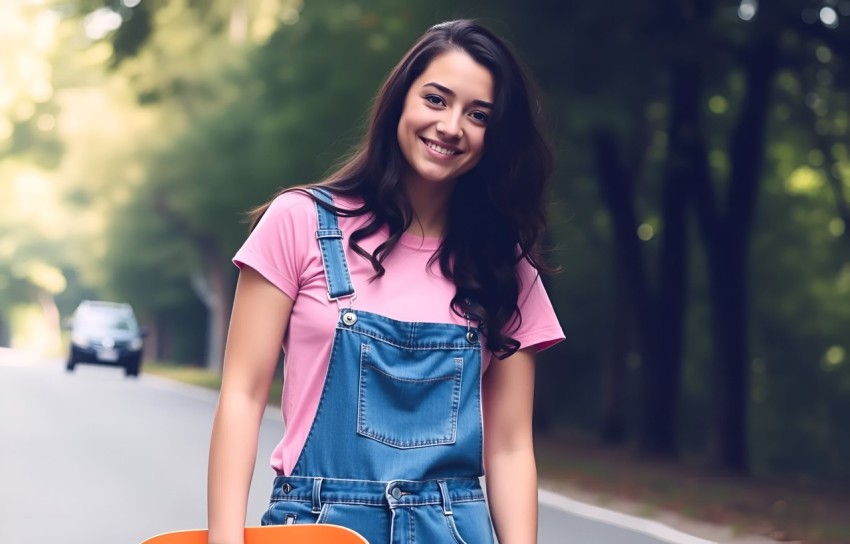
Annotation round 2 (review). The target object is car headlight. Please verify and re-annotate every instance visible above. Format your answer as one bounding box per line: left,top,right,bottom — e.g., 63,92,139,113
71,333,89,347
129,338,143,351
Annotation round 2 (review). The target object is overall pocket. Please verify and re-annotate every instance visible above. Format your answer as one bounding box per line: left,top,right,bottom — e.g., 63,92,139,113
445,499,494,544
261,498,329,526
356,342,463,448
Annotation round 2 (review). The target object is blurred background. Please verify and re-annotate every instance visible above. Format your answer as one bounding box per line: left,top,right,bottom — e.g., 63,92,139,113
2,0,850,540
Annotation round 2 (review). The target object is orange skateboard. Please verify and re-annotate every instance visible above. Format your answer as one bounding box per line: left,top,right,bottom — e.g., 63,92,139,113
142,525,368,543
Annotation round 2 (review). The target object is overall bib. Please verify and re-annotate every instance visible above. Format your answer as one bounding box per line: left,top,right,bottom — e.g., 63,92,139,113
261,189,495,543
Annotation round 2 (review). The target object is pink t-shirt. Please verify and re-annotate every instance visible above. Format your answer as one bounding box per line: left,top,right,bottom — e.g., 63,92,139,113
234,190,564,475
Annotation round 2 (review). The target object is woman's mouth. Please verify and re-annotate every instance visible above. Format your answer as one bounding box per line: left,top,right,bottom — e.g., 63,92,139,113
421,138,460,156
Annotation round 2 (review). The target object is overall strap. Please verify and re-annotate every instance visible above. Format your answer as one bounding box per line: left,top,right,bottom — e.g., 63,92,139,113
310,188,356,301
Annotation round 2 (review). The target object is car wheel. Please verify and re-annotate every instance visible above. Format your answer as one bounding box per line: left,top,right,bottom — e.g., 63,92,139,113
125,357,140,378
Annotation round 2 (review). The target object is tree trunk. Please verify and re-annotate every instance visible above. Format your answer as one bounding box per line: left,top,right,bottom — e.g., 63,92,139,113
34,287,62,354
694,37,777,473
706,233,751,471
191,242,232,372
151,190,233,372
0,312,10,347
144,313,161,362
592,131,657,449
641,57,706,457
805,93,850,248
593,53,706,457
599,258,631,445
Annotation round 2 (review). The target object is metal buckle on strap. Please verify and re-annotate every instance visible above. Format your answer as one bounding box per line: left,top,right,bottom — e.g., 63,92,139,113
316,228,343,240
464,314,478,344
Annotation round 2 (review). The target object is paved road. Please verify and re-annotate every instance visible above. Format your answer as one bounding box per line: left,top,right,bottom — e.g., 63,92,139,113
1,350,716,544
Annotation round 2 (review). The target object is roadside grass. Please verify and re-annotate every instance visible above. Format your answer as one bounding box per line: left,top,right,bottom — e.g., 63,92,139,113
536,431,850,544
145,362,850,544
144,361,283,407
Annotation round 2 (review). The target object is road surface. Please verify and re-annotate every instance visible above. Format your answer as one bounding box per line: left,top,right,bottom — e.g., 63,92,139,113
0,349,719,543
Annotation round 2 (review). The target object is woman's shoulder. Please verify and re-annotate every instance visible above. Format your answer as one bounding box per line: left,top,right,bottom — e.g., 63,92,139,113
331,192,365,211
268,188,364,214
266,188,318,215
244,190,317,241
258,189,368,239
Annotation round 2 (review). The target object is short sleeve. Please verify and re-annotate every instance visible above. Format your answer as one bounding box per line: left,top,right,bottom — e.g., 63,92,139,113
233,191,316,300
508,259,565,353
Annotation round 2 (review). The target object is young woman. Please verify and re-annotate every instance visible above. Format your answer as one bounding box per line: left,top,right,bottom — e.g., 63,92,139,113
208,19,564,544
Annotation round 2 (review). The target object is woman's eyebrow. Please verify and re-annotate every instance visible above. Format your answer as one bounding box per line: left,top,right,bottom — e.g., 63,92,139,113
423,82,494,109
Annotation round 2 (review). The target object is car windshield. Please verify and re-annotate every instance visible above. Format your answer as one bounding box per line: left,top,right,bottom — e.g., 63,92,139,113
77,311,138,333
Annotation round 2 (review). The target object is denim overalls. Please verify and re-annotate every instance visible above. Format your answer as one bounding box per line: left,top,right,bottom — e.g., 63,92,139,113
261,189,494,543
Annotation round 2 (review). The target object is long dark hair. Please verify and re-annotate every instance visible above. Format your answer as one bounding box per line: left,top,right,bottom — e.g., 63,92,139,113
250,19,554,358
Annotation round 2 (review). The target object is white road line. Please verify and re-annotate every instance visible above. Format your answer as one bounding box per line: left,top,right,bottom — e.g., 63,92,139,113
538,488,718,544
127,369,750,544
144,372,725,544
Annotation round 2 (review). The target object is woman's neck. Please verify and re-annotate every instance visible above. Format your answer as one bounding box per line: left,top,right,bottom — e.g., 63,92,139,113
404,177,455,239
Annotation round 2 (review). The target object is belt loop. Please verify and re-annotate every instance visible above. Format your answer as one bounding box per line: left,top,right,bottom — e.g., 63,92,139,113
311,477,323,514
437,480,453,516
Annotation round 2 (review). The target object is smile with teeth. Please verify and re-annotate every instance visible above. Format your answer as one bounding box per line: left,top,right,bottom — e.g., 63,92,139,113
422,138,460,156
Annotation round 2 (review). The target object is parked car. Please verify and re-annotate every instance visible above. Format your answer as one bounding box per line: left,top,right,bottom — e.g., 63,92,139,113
66,300,146,377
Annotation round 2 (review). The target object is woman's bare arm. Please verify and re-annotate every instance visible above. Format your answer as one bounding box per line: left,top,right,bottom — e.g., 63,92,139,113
208,266,294,544
483,348,538,544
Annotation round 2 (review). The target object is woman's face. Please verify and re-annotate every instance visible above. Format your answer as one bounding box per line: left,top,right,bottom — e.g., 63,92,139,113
396,50,494,189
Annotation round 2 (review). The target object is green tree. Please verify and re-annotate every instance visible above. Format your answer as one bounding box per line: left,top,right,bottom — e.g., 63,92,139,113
0,0,68,348
504,0,850,476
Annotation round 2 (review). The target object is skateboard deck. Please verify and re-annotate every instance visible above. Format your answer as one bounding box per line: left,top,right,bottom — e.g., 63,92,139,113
141,524,368,543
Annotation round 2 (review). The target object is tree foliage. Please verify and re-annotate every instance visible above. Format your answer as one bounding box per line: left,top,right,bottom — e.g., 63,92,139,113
4,0,850,481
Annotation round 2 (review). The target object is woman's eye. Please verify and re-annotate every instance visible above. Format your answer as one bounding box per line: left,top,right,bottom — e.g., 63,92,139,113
470,111,489,124
425,94,445,106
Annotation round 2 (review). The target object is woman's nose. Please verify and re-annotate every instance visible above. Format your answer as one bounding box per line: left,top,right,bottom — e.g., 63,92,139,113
436,114,463,139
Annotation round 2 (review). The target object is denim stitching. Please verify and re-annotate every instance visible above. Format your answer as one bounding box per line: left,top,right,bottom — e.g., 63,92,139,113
269,496,485,506
337,308,470,329
363,363,456,384
356,343,370,445
356,346,462,448
408,321,417,347
318,234,353,299
339,327,480,351
316,503,331,524
452,358,463,443
444,510,468,544
316,228,342,239
289,329,344,476
275,474,477,487
268,476,487,505
311,188,354,300
474,351,485,474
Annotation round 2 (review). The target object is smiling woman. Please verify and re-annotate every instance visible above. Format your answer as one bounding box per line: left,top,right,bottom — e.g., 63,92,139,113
208,19,564,544
396,51,493,201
